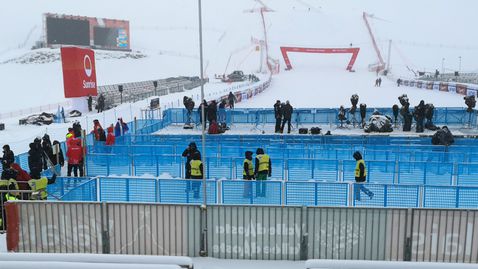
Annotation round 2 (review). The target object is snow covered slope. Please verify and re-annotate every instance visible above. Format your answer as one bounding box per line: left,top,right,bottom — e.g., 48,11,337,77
0,0,476,113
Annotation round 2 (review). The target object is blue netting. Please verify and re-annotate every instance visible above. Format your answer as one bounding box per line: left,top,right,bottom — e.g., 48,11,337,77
398,162,426,185
221,180,282,205
285,182,348,206
457,187,478,208
158,179,216,204
423,186,458,208
457,164,478,186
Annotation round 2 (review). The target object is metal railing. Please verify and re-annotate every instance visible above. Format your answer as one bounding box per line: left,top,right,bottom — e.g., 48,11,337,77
43,177,478,209
6,201,478,263
84,155,478,186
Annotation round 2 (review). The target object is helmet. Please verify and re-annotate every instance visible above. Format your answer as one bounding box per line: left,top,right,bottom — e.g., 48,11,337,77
353,151,362,160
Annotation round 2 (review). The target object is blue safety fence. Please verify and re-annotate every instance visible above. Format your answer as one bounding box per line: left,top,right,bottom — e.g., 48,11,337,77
161,107,477,127
221,180,282,205
285,181,348,206
60,178,98,201
423,185,478,208
96,177,217,204
84,153,478,186
47,177,92,199
53,176,478,209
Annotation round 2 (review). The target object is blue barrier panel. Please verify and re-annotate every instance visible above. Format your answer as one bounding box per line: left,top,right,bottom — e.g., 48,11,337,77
48,177,92,200
99,177,157,202
343,160,395,184
424,162,453,185
157,156,182,178
398,162,426,185
86,154,111,176
288,159,313,180
313,160,339,181
384,184,419,208
457,163,478,186
207,158,233,179
158,179,216,204
285,181,348,206
221,180,282,205
61,179,97,201
285,181,316,206
342,160,356,182
423,186,458,208
457,187,478,208
133,155,160,177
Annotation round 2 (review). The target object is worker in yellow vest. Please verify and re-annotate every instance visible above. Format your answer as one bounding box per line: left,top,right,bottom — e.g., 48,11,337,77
0,179,19,230
353,151,374,201
189,152,203,199
243,151,255,198
28,171,57,200
255,148,271,197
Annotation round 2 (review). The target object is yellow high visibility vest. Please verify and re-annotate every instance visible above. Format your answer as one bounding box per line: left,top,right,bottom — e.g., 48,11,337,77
355,159,367,178
0,179,19,191
190,160,202,177
243,159,254,176
256,154,270,172
28,177,48,200
5,193,18,201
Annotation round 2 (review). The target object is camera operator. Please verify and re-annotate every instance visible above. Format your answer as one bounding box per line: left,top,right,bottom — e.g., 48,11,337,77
424,103,438,130
359,103,367,128
398,94,412,131
183,96,195,125
464,95,476,113
338,106,347,127
413,100,426,133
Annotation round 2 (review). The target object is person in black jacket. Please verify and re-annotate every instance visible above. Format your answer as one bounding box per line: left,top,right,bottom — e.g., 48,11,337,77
281,101,293,134
198,100,208,130
1,145,15,170
51,140,65,167
413,100,426,133
87,95,93,112
28,142,44,176
228,92,237,108
97,94,105,113
41,134,54,170
207,100,218,125
182,142,201,179
353,151,374,201
274,100,282,133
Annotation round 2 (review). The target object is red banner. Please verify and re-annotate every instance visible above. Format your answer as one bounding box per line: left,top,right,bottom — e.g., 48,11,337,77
61,47,98,98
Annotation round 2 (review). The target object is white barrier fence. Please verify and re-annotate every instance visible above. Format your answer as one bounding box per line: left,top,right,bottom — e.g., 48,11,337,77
305,259,478,269
0,253,193,269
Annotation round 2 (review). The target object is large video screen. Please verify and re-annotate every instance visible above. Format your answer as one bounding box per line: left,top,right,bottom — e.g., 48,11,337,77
94,27,128,48
46,17,90,46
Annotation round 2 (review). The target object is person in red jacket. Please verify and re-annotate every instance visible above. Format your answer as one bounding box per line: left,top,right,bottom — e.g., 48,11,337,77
91,119,103,141
10,163,31,200
67,138,83,177
106,125,115,146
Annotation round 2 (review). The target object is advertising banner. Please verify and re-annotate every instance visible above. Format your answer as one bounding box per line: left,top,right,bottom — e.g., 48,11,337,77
456,84,467,95
426,82,434,90
61,47,98,98
433,82,440,91
416,81,423,89
448,84,457,93
439,83,448,92
467,89,477,97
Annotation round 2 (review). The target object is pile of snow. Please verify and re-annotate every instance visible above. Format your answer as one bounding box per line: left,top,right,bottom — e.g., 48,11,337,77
1,49,147,64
